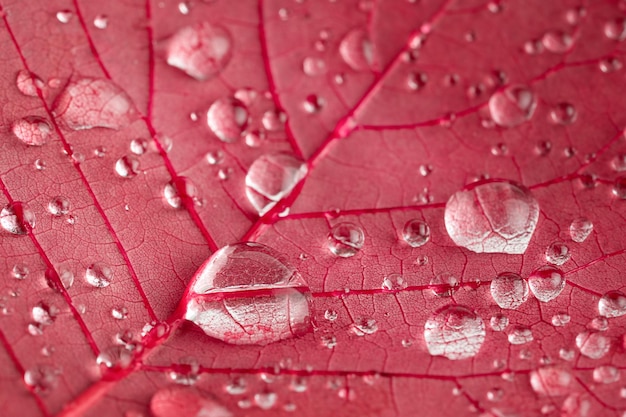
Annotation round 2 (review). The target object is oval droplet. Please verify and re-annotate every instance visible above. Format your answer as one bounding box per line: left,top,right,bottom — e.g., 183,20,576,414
130,138,149,155
402,219,430,247
423,305,486,360
327,222,365,257
48,196,71,216
552,312,571,327
490,314,509,332
85,263,113,288
488,85,536,127
24,365,60,394
166,22,233,80
12,116,53,146
350,317,378,336
1,202,35,235
429,272,459,297
575,331,610,359
613,176,626,199
604,18,626,41
507,326,533,345
530,367,573,397
32,302,57,326
382,273,406,291
528,265,566,302
185,242,312,345
549,102,577,125
339,28,373,71
302,94,325,113
53,78,136,130
598,290,626,318
302,57,327,76
206,97,248,143
16,70,44,97
245,153,307,216
592,365,620,384
444,180,539,254
545,242,570,266
163,177,198,209
490,272,529,310
541,30,573,53
569,218,593,243
115,155,140,179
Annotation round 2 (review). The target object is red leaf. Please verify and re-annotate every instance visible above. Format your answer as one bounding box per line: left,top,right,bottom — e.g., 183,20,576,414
1,1,626,416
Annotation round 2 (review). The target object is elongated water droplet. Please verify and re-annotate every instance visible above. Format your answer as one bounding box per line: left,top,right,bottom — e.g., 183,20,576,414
245,153,307,216
598,290,626,318
508,326,533,344
339,28,373,71
53,78,136,130
85,263,113,288
528,265,565,302
530,367,573,396
115,155,140,179
402,219,430,247
16,70,44,97
490,272,529,310
576,331,610,359
12,116,53,146
488,85,536,127
166,22,233,80
424,305,485,360
569,218,593,243
445,180,539,254
327,222,365,257
1,202,35,235
185,243,312,345
206,97,248,143
163,177,198,208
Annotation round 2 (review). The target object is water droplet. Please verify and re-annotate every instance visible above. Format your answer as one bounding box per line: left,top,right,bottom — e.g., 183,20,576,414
163,177,198,208
24,365,60,394
50,265,74,290
490,314,509,332
166,22,232,80
327,222,365,257
11,263,29,280
115,155,140,179
254,392,277,410
130,138,149,155
324,309,338,321
1,202,35,235
206,97,248,143
588,316,608,331
612,154,626,172
93,14,108,29
575,331,610,359
545,242,570,265
85,263,113,288
613,176,626,198
486,387,503,402
32,302,57,326
593,365,620,384
350,317,378,336
168,357,200,386
530,367,573,396
111,307,128,320
12,116,53,146
507,326,533,345
552,312,571,327
599,57,622,73
490,272,529,309
225,377,247,395
96,345,132,369
245,153,307,216
151,387,233,417
424,305,485,360
598,290,626,317
382,273,406,291
339,28,373,71
94,146,106,157
561,393,591,417
407,72,428,91
56,10,73,24
185,243,312,345
53,78,136,130
549,102,577,125
488,85,536,127
244,130,264,148
16,70,44,97
528,265,565,302
302,94,325,113
535,140,552,156
429,272,459,297
28,322,43,336
321,335,337,349
47,196,71,218
302,57,327,76
205,150,224,165
217,167,233,181
178,1,190,14
261,110,285,132
604,18,626,41
569,218,593,243
541,30,573,53
444,180,539,254
402,219,430,247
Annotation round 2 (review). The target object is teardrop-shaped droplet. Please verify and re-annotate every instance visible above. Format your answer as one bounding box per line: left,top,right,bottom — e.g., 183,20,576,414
12,116,53,146
1,202,35,235
444,180,539,254
569,218,593,243
530,367,573,396
185,242,312,345
429,272,459,297
402,219,430,247
16,70,44,97
206,97,248,143
575,331,610,359
490,272,529,309
115,155,140,179
424,305,485,360
339,28,373,71
53,78,136,130
245,153,307,216
528,265,566,302
327,222,365,257
488,85,536,127
598,290,626,318
85,263,113,288
166,22,233,80
163,177,198,209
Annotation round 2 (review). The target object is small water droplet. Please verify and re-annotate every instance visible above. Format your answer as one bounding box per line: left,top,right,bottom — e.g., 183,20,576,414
407,72,428,91
96,345,132,369
47,196,70,217
488,85,536,127
588,316,608,331
261,110,285,132
339,28,373,71
523,39,544,55
552,313,571,327
490,314,509,332
178,1,190,14
528,265,566,302
324,309,338,321
115,155,140,179
302,57,327,76
12,116,53,146
130,138,149,155
612,176,626,198
321,335,337,349
34,159,47,172
576,331,610,359
424,305,485,360
206,97,248,143
163,177,198,208
168,357,200,386
545,242,570,265
429,272,459,297
217,167,233,181
490,272,529,310
32,302,56,326
16,70,44,97
254,392,277,410
302,94,325,113
1,202,35,235
402,219,430,247
598,290,626,317
111,307,128,320
350,317,378,336
85,263,113,288
530,367,573,396
599,57,622,73
507,326,533,345
93,14,108,29
225,377,247,395
593,365,620,384
559,347,575,361
568,217,593,243
541,30,573,53
56,10,73,24
382,273,406,291
24,365,60,394
327,222,365,257
206,150,224,165
604,18,626,41
535,140,552,156
549,102,577,125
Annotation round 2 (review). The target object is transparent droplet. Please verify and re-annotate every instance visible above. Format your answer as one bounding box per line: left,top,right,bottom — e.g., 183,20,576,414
32,302,56,326
206,150,224,165
206,97,248,143
559,347,575,361
327,222,365,257
545,242,570,265
115,155,140,179
575,331,610,359
178,1,190,14
339,28,373,71
523,39,543,55
402,219,430,247
94,146,106,157
588,316,608,331
599,57,622,73
185,243,312,345
490,314,509,332
166,22,233,80
93,14,108,29
488,85,536,127
254,392,277,410
613,176,626,199
569,218,593,243
598,290,626,318
407,72,427,91
612,154,626,172
1,202,35,235
549,102,577,125
24,365,60,394
593,365,620,384
350,317,378,336
486,387,503,402
16,70,44,97
490,272,529,310
28,323,43,336
604,18,626,41
535,140,552,156
261,110,286,132
302,94,325,113
507,326,533,345
130,138,149,155
11,263,28,280
302,57,327,76
225,377,247,395
96,346,133,370
245,153,307,216
85,263,114,288
444,180,539,254
56,10,73,24
111,307,128,320
382,273,406,291
541,30,573,53
163,177,198,209
429,272,459,297
324,309,338,321
530,367,573,396
168,357,200,386
12,116,53,146
551,313,570,327
528,265,566,302
424,305,486,360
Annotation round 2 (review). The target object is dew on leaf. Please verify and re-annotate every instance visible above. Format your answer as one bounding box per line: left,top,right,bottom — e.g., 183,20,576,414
569,218,593,243
115,155,140,179
96,345,132,369
93,14,108,29
545,242,570,265
549,102,577,125
185,243,312,345
575,331,610,359
328,222,365,257
206,97,248,143
245,153,307,216
559,347,575,361
598,290,626,318
588,316,608,331
321,335,337,349
244,131,264,148
535,140,552,156
111,307,128,320
561,393,591,417
28,323,43,336
530,367,573,397
94,146,106,157
261,110,286,131
168,357,200,386
34,159,46,171
163,177,198,208
166,22,233,80
16,70,44,97
206,150,224,165
217,167,233,181
613,176,626,198
32,302,56,326
523,39,543,55
444,180,539,254
528,265,565,302
302,57,327,76
429,272,459,297
599,57,622,73
604,18,626,41
130,138,149,155
488,85,536,127
490,272,529,310
593,365,620,384
407,72,428,91
12,116,53,146
551,312,571,327
254,392,277,410
490,314,509,332
486,388,503,402
324,309,338,321
225,377,247,395
541,30,573,53
1,202,35,235
24,365,60,394
178,1,190,14
350,317,378,336
85,263,114,288
56,10,73,23
402,219,430,247
302,94,325,113
382,273,406,291
339,28,373,71
507,326,533,345
423,305,486,360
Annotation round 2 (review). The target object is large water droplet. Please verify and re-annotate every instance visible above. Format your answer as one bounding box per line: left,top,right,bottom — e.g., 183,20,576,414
327,222,365,257
1,202,35,235
507,326,533,344
206,97,248,143
166,22,233,80
598,290,626,317
444,180,539,254
24,365,60,394
490,272,529,309
11,117,53,146
528,265,566,302
339,28,373,71
245,153,307,216
569,218,593,243
423,305,485,360
115,155,140,179
53,78,136,130
488,85,536,127
530,367,573,396
592,365,620,384
163,177,198,209
402,219,430,247
185,242,312,345
16,70,44,97
575,331,610,359
85,263,113,288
